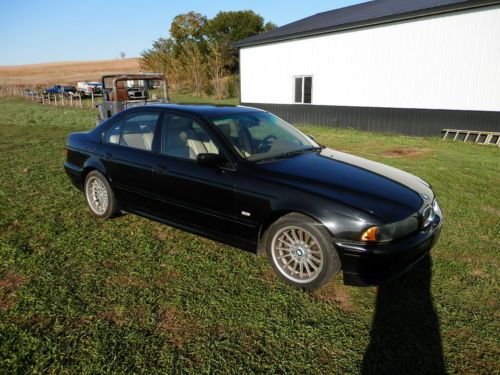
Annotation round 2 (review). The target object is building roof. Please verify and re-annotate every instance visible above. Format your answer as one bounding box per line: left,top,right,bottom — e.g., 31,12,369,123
235,0,499,47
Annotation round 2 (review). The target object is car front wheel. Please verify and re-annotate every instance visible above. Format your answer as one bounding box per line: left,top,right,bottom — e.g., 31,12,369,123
84,171,118,219
265,213,341,290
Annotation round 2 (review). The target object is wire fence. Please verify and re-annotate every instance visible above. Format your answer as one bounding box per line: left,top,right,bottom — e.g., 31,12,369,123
0,85,99,110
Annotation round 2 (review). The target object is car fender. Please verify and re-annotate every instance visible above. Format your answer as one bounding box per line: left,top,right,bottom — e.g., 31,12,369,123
258,193,380,251
256,207,325,255
82,157,108,182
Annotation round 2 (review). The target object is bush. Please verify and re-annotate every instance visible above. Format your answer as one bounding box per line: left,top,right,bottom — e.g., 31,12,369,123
203,81,213,97
225,75,239,98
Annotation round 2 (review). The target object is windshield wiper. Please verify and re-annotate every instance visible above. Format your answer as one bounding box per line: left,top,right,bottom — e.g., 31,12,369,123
253,147,320,162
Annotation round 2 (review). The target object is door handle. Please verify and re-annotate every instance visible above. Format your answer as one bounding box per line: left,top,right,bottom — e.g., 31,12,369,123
153,164,168,175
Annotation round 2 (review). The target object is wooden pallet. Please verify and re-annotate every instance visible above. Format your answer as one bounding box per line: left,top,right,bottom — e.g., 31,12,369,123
441,129,500,146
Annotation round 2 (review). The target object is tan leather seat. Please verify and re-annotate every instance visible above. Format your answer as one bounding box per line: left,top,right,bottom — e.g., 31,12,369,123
109,134,120,144
185,129,208,155
122,132,147,150
143,132,154,150
164,116,218,159
121,121,155,151
217,122,250,157
164,118,196,159
115,81,128,101
218,123,232,138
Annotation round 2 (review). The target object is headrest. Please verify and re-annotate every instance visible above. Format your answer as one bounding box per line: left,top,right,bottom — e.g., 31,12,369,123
217,123,232,137
167,116,193,131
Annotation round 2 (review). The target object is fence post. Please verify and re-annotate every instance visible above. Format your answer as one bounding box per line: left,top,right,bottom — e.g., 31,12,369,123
70,95,73,107
91,92,94,109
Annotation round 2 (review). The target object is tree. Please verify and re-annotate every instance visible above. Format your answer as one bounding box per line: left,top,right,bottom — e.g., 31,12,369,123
170,11,207,44
167,12,209,94
205,10,276,72
140,38,182,90
263,21,278,32
180,41,206,97
140,9,276,96
206,40,226,98
119,51,126,59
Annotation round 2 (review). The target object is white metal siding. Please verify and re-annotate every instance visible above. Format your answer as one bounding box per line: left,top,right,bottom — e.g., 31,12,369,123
240,6,500,112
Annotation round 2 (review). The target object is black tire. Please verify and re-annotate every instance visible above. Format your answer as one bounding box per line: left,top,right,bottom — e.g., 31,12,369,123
265,213,341,290
84,170,118,219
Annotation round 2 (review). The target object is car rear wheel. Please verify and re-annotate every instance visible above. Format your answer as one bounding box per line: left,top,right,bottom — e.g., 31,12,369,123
265,213,341,290
84,171,118,219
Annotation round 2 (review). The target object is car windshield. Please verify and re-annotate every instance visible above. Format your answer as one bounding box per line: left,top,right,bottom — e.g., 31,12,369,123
210,111,319,161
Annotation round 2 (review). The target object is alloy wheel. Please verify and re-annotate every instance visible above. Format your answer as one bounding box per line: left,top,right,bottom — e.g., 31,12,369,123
85,176,108,215
271,226,324,283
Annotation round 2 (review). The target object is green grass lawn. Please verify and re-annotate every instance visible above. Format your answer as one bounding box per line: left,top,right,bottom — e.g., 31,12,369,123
170,91,239,106
0,97,498,374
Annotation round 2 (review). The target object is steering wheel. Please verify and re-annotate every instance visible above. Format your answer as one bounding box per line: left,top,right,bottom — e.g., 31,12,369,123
256,135,277,153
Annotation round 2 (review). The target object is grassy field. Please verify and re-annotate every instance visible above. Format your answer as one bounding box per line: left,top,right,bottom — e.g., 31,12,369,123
171,90,238,106
0,58,141,86
0,97,498,374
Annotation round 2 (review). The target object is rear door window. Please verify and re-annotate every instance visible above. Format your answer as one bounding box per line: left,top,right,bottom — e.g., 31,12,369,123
120,112,160,151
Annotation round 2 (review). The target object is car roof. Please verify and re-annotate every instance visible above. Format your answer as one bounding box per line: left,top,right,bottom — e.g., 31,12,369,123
136,104,266,118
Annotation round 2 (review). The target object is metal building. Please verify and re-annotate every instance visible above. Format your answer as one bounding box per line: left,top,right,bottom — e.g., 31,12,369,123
235,0,500,136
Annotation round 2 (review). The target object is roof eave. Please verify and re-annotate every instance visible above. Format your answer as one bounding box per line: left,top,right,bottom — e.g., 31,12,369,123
234,0,500,48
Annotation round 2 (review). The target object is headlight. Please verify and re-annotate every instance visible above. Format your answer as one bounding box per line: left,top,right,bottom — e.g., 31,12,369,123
360,215,419,243
433,199,442,218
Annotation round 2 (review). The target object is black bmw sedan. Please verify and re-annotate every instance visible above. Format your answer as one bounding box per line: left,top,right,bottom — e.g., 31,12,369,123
64,104,443,290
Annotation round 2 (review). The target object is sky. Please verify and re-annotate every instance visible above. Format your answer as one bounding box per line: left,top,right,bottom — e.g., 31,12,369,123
0,0,365,66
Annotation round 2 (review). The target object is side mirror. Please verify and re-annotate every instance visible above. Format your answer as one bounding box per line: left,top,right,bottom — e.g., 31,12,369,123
308,134,316,141
196,153,225,168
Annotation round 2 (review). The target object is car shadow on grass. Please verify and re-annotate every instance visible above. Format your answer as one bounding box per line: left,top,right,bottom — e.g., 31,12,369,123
362,255,446,375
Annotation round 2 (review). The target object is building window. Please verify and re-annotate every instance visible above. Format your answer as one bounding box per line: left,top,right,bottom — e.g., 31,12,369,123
294,76,312,104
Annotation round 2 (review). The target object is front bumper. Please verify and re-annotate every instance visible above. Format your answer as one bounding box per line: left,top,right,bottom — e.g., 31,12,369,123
336,216,443,286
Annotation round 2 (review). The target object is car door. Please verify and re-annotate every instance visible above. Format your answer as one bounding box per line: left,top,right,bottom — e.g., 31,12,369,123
149,112,241,240
100,110,162,210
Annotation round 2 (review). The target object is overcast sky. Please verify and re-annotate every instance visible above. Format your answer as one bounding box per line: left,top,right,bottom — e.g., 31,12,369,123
0,0,365,66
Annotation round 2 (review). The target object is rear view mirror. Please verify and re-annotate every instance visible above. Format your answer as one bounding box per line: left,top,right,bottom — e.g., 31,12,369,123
196,153,225,168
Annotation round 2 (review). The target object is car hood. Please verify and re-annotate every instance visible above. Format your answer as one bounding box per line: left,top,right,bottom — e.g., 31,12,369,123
255,148,434,222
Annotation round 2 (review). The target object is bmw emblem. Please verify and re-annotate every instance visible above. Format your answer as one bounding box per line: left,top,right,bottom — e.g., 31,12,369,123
421,193,429,200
